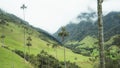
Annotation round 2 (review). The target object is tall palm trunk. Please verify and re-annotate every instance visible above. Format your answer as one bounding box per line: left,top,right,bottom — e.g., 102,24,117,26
55,48,57,59
24,28,26,60
97,0,105,68
21,4,27,61
58,27,68,68
28,46,30,54
62,36,66,68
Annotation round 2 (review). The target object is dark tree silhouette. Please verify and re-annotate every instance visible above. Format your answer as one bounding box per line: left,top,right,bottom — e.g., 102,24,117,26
58,27,69,68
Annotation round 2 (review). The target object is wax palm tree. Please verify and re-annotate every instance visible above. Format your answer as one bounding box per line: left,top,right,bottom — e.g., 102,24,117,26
58,27,69,68
97,0,105,68
20,4,27,61
21,4,27,20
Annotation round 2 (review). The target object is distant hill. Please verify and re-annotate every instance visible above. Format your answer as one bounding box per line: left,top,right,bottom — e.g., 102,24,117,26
53,12,120,61
53,12,120,42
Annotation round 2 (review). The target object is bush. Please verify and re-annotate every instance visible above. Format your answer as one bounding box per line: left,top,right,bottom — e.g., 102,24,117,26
13,50,24,58
13,50,80,68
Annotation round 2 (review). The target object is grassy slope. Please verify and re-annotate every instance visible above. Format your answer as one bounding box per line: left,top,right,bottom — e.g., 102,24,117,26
65,36,98,67
0,47,32,68
78,36,98,48
0,22,93,68
66,36,98,48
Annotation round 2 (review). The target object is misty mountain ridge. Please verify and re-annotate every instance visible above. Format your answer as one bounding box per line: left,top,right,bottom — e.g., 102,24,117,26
53,11,120,64
53,11,120,42
77,12,97,23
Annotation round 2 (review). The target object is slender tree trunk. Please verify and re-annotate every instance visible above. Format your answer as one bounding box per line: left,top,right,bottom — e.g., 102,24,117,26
12,51,14,68
56,48,58,68
55,48,57,59
47,47,49,68
62,36,66,68
97,0,105,68
24,28,26,61
28,46,30,54
21,6,26,62
47,58,49,68
64,45,66,68
12,63,14,68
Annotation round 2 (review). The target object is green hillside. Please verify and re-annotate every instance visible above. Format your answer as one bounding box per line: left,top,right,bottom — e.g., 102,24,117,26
0,9,93,68
0,47,32,68
78,36,97,48
0,21,92,68
65,36,97,49
65,36,98,56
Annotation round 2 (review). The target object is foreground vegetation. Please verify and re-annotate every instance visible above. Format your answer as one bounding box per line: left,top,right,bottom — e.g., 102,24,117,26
0,47,32,68
13,49,80,68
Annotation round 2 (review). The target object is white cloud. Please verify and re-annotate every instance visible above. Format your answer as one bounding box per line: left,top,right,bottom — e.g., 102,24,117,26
0,0,120,34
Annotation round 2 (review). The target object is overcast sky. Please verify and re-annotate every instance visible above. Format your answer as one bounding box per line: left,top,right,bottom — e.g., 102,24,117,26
0,0,120,34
